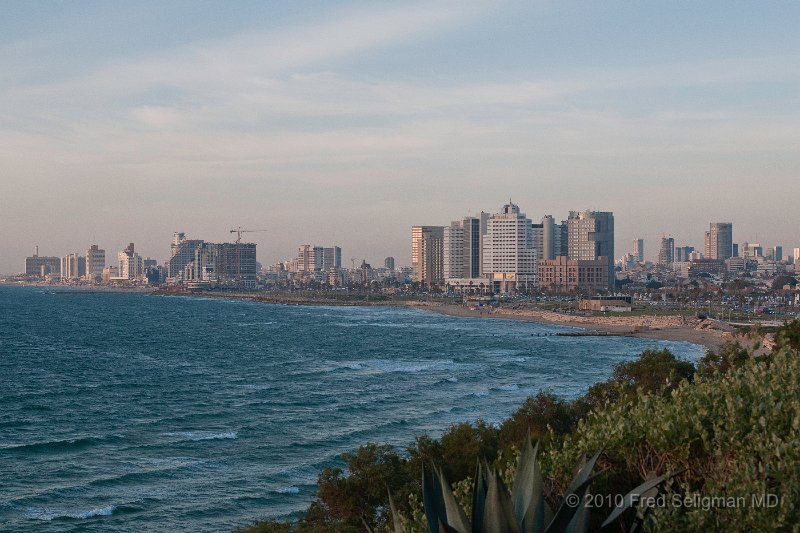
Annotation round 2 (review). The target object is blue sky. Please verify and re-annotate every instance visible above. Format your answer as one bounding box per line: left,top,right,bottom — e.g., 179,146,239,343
1,1,798,272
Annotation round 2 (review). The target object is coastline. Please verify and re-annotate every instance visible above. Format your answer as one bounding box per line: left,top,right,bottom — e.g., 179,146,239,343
417,303,730,352
155,290,731,352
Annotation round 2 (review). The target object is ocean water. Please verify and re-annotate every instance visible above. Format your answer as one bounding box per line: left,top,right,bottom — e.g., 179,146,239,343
0,286,703,532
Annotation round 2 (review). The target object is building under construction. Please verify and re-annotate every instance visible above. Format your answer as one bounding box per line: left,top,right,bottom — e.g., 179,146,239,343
167,232,258,289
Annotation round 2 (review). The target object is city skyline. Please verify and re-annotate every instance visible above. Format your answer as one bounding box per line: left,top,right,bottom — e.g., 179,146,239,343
2,1,799,274
7,208,799,276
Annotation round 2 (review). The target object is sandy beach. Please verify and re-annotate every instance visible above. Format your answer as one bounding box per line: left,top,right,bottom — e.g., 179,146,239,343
158,290,736,352
411,302,733,352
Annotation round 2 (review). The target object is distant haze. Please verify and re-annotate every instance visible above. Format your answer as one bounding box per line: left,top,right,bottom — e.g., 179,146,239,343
1,1,798,274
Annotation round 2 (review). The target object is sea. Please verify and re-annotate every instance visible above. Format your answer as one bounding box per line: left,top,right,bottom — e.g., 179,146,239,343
0,286,703,532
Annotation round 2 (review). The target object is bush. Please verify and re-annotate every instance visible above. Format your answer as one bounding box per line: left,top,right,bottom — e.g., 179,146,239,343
548,347,800,531
498,391,580,450
583,348,694,408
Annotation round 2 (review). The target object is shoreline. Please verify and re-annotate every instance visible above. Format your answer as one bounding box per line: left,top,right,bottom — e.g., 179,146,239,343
156,290,731,352
418,303,730,352
4,284,733,352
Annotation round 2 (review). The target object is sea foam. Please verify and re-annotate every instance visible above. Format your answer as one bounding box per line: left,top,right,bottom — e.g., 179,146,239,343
26,504,116,521
164,431,238,441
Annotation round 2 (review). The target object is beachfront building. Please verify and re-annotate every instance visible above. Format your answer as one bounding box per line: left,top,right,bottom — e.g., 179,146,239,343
567,210,614,288
24,246,60,277
167,232,205,283
117,243,144,281
482,202,541,293
411,225,444,287
85,245,105,282
60,253,85,280
538,256,609,293
541,215,568,260
444,213,488,279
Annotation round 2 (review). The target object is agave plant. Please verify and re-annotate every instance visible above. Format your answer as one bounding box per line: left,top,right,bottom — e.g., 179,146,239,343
382,438,667,533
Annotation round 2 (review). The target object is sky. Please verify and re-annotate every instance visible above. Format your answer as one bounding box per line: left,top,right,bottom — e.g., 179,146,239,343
1,0,798,273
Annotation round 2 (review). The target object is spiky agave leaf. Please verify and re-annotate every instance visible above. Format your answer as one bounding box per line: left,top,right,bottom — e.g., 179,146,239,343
511,437,548,533
388,491,406,533
423,464,447,533
483,468,521,533
471,460,489,533
422,464,470,533
543,451,603,533
564,487,591,533
437,466,471,533
598,474,669,531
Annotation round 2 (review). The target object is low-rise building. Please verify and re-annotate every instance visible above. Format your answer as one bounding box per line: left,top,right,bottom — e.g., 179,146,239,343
579,295,633,312
538,256,609,292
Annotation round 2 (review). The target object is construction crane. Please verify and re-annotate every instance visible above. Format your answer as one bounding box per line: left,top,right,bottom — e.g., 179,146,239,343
230,227,268,244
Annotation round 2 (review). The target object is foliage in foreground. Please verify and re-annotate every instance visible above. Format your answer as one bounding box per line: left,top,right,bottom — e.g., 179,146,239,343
398,441,667,533
237,321,800,533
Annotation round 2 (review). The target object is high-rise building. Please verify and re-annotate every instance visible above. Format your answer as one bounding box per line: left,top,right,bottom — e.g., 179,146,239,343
411,226,444,286
482,202,541,292
384,257,395,270
443,221,464,279
167,232,205,282
794,248,800,263
632,238,644,263
212,243,258,287
773,246,783,262
657,237,675,265
25,246,60,277
118,243,143,281
566,210,614,288
60,253,85,280
541,215,568,260
444,214,488,280
675,245,695,263
298,244,340,272
297,244,315,272
85,245,105,282
705,223,733,260
322,246,341,270
178,241,257,288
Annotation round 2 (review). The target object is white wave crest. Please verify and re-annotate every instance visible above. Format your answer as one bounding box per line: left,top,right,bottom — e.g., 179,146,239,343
164,431,238,441
26,505,116,521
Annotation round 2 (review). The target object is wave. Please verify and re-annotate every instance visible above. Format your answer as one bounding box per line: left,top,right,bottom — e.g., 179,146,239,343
274,486,300,495
25,504,116,521
348,359,472,374
2,435,123,454
239,384,271,390
163,431,238,442
496,384,520,392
